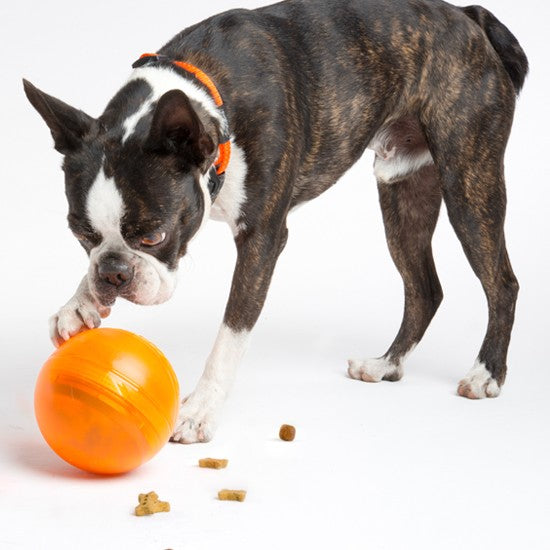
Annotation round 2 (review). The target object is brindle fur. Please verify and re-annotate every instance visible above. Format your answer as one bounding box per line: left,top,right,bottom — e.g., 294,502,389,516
377,164,443,379
24,0,528,397
159,0,526,393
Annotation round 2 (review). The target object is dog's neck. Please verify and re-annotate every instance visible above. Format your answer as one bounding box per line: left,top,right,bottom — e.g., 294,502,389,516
97,63,227,203
124,65,226,141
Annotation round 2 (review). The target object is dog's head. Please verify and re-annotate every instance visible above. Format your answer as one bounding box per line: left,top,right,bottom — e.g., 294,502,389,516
24,79,218,307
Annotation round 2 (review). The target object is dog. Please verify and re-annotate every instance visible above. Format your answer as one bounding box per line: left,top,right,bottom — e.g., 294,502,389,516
24,0,528,443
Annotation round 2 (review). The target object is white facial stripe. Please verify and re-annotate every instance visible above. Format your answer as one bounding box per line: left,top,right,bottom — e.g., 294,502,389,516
85,165,177,305
123,101,153,143
210,140,248,235
86,168,125,238
123,66,226,143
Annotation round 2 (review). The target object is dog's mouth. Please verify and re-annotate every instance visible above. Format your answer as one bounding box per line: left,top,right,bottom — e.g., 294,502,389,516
91,278,157,307
97,293,117,308
89,283,118,308
91,281,165,308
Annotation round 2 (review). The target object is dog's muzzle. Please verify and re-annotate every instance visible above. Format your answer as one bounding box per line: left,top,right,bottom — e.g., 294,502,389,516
89,248,177,307
91,253,135,306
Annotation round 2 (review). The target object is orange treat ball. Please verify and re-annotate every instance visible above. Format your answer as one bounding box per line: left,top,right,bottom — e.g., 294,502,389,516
34,328,179,475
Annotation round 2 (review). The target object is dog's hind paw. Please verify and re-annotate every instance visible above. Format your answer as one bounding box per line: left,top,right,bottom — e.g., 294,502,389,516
457,360,501,399
347,357,403,382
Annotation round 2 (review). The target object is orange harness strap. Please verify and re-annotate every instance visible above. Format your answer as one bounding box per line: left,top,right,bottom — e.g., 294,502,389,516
138,53,231,176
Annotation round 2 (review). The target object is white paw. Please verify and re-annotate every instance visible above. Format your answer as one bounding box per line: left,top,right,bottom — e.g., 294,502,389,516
170,389,220,444
49,299,110,347
347,357,403,382
457,360,501,399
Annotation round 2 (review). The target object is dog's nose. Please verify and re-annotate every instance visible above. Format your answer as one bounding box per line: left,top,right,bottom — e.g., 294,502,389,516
98,255,134,287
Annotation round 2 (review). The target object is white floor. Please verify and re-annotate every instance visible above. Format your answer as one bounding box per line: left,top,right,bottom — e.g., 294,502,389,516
2,306,550,549
1,0,549,549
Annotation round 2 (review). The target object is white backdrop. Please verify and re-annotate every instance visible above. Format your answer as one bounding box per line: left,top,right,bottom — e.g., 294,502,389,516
1,1,549,549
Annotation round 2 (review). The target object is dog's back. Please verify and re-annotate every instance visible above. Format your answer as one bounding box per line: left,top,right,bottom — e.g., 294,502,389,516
158,0,526,205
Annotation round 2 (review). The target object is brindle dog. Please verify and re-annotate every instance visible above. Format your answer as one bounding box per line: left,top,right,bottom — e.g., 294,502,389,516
25,0,528,443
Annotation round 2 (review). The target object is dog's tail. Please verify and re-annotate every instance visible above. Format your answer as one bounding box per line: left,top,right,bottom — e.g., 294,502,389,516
461,5,528,95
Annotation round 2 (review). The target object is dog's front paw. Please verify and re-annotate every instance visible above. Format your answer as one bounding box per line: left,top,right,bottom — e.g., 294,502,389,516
457,361,501,399
347,357,403,382
170,390,221,444
49,300,110,347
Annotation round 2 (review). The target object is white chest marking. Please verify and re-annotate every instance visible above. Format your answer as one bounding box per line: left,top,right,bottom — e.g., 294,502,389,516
210,141,248,235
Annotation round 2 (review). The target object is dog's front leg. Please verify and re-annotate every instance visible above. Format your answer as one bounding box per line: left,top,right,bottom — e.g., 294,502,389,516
49,276,111,347
171,225,288,444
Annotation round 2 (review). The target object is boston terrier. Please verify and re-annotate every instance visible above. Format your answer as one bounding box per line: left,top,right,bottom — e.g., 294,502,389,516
24,0,528,443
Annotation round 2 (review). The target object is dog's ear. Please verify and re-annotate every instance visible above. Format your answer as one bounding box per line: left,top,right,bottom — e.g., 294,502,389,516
23,79,94,154
146,89,215,166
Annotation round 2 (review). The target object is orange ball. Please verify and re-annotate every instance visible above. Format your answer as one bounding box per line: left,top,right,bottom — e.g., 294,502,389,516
34,328,179,475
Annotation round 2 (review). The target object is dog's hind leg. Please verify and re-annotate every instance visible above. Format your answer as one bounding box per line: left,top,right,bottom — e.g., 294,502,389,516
348,164,443,383
420,70,520,399
433,158,518,399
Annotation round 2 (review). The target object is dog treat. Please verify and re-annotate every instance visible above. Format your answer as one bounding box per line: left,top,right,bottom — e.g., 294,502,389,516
218,489,247,502
199,458,229,469
135,492,170,516
279,424,296,441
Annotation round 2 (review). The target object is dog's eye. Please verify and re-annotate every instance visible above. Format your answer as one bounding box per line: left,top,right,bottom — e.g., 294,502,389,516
140,232,166,246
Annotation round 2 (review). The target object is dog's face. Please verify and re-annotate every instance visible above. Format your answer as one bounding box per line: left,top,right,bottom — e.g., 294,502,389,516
24,80,216,307
63,139,204,307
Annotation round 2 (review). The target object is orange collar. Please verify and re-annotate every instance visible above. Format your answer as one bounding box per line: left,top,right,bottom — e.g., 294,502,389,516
134,53,231,176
